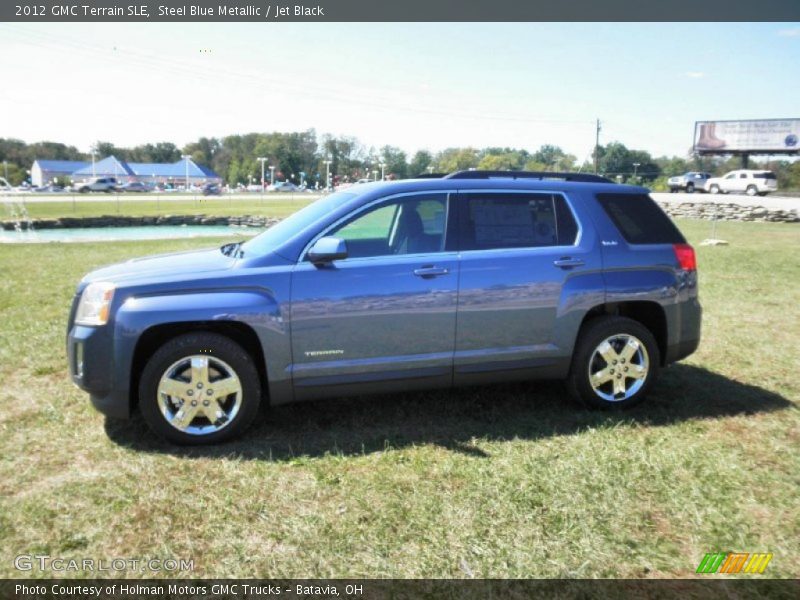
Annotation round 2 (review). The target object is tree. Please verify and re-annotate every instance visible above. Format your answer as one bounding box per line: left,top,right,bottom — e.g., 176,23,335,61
434,147,479,172
408,150,433,177
379,145,408,179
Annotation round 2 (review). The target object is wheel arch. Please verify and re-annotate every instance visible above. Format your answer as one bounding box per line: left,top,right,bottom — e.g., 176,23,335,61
577,301,668,366
130,320,268,411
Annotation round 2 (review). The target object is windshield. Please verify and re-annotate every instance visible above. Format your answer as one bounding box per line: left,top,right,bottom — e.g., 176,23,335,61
241,191,356,256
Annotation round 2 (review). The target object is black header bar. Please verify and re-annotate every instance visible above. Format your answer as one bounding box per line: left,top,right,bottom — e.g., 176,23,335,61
2,0,800,22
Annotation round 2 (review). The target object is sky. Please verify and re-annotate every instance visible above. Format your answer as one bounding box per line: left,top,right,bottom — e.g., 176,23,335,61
1,22,799,161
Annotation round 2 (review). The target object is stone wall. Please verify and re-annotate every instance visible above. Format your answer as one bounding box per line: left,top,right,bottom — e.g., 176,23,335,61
1,215,282,231
4,204,799,232
656,202,799,223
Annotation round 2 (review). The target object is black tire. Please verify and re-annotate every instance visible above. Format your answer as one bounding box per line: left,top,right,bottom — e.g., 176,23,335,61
686,183,694,193
709,184,720,195
79,187,89,193
745,185,758,197
565,316,660,411
139,332,261,445
669,187,677,194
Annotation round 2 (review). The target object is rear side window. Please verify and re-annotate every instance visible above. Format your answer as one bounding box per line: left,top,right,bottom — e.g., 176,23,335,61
460,193,579,250
596,193,686,245
754,172,776,179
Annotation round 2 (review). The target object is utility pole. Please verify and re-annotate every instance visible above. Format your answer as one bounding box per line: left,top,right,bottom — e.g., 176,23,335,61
632,162,641,182
181,154,191,191
594,118,601,175
324,160,332,190
269,165,275,185
257,157,267,190
379,162,386,181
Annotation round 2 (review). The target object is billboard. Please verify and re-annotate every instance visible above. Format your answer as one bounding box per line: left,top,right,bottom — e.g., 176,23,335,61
694,119,800,153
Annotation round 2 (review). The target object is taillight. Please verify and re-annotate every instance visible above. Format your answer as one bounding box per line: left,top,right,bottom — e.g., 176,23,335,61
673,243,696,271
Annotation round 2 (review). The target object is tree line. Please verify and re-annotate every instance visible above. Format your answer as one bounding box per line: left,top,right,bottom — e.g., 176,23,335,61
1,133,799,191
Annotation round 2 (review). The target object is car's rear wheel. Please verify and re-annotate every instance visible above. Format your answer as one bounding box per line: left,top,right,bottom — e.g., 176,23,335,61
746,185,758,196
566,316,660,410
709,184,720,194
139,332,261,445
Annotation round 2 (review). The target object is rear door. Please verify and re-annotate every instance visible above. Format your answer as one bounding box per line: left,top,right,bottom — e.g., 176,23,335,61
453,190,597,383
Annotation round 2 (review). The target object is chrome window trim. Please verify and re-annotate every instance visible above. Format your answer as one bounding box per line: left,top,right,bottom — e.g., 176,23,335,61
299,190,456,263
455,188,584,253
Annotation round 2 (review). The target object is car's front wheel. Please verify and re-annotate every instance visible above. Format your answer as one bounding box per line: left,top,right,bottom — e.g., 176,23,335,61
139,332,261,444
686,183,695,193
566,316,660,410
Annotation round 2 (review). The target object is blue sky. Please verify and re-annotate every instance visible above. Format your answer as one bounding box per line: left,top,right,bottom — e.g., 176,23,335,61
0,22,798,160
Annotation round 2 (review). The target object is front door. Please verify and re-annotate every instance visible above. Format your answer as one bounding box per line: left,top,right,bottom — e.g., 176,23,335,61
290,192,458,399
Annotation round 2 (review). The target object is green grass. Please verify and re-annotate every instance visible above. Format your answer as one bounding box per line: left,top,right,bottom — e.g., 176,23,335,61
5,195,316,220
0,219,798,579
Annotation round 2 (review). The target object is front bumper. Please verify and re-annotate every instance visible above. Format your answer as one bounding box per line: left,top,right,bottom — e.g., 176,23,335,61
67,323,131,419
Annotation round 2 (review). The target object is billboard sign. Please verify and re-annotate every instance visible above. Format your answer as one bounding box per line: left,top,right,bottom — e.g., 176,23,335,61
694,119,800,153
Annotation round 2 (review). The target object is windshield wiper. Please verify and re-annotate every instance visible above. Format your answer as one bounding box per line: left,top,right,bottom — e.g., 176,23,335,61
220,241,244,258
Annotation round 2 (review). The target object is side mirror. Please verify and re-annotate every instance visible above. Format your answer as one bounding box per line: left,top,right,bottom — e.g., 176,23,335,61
308,237,348,265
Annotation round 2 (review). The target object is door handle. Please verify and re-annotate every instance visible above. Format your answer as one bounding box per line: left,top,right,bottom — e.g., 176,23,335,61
553,257,585,268
413,266,449,278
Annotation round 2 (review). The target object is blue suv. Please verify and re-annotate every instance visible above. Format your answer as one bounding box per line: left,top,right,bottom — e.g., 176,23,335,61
67,171,701,444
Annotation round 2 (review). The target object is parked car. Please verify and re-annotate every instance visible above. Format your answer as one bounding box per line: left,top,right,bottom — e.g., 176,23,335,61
32,184,65,193
667,172,712,193
119,182,150,193
266,181,299,193
202,183,223,196
74,177,119,193
67,170,701,444
704,170,778,196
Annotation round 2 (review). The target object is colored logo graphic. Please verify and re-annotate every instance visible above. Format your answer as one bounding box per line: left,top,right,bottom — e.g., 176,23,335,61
785,134,798,147
696,552,772,574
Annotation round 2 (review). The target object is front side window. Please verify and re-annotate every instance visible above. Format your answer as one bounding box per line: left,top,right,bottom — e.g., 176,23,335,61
327,193,448,259
459,193,578,251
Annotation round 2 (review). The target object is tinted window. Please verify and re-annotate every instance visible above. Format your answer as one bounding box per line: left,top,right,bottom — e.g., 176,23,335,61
754,172,776,179
596,193,685,245
460,193,578,250
329,193,447,259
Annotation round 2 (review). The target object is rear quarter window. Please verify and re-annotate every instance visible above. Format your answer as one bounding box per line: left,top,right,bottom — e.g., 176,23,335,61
596,193,686,245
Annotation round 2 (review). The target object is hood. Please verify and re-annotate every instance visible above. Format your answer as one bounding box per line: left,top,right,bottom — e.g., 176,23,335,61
81,246,237,286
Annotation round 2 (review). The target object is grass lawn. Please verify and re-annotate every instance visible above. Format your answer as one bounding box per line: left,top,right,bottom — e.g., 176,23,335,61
7,195,316,220
0,219,798,579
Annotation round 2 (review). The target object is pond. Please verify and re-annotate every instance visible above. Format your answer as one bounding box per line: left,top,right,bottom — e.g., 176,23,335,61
0,225,263,244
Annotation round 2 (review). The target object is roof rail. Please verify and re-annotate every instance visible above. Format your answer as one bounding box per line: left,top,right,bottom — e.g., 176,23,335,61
414,172,448,179
443,170,613,183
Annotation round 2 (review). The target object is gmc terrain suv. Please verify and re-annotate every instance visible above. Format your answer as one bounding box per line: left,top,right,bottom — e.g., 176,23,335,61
67,171,702,444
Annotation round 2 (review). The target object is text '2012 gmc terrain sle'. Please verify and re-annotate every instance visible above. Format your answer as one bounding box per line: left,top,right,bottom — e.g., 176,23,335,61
68,171,702,444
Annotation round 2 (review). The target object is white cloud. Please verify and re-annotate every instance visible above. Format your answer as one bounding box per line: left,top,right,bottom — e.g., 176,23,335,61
777,28,800,37
686,72,705,79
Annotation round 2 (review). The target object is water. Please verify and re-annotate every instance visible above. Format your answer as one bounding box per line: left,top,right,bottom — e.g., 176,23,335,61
0,225,263,244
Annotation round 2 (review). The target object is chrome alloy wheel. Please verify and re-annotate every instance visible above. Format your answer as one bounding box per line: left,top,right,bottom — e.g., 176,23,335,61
157,355,243,435
587,334,649,402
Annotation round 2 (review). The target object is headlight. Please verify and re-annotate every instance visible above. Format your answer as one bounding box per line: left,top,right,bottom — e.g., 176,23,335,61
75,282,116,326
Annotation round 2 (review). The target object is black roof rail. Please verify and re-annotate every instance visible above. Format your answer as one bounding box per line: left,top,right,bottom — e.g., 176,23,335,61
414,172,448,179
443,170,613,183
